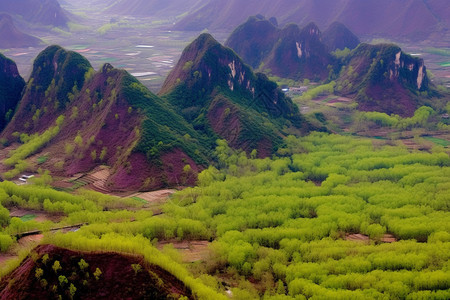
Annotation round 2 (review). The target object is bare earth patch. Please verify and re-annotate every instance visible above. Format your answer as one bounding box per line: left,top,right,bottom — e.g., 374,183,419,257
345,233,370,243
0,253,16,265
346,233,398,243
9,208,63,223
132,189,177,204
158,240,210,263
381,234,398,243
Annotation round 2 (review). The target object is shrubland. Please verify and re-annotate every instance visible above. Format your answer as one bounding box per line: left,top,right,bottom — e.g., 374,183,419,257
0,133,449,299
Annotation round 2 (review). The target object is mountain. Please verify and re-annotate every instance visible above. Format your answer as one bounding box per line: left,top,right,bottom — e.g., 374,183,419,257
160,33,309,156
263,22,333,81
0,0,69,27
224,15,279,70
0,13,42,48
336,43,431,117
226,18,335,81
1,45,208,191
322,22,360,51
105,0,204,17
0,53,25,132
0,245,192,299
173,0,449,42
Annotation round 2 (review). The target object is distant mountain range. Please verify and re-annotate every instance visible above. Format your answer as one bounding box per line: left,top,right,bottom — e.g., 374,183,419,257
0,13,42,48
105,0,205,17
226,17,357,81
226,16,436,117
0,0,69,27
172,0,449,42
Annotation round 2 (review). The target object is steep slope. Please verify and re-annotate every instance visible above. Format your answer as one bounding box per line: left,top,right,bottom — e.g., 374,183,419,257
160,33,308,156
0,14,42,48
0,245,192,299
0,53,25,133
322,22,360,51
225,15,279,70
336,43,431,117
263,22,334,81
226,18,339,81
105,0,205,17
1,46,207,191
0,0,69,27
174,0,449,42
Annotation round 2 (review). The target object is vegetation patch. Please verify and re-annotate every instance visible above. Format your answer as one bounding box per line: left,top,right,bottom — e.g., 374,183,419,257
37,156,49,165
19,214,36,222
0,133,449,298
131,196,147,204
423,136,450,147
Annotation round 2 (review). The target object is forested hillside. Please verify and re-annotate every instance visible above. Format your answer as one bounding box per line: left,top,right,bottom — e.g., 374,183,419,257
160,33,310,156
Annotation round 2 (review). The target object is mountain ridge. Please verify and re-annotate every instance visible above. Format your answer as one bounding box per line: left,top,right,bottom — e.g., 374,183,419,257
173,0,449,42
0,0,69,27
160,33,310,155
0,13,42,48
1,46,208,191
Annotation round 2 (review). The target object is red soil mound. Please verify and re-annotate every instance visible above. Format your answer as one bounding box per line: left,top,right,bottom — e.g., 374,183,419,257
0,244,192,299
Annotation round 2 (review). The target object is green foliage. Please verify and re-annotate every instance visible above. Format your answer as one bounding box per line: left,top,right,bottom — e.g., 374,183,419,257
3,116,64,169
162,133,449,298
78,259,89,271
0,132,448,298
93,267,102,280
121,73,209,165
74,134,83,147
0,233,14,252
35,268,44,279
69,283,77,298
356,106,436,130
131,264,142,275
0,204,9,227
299,81,336,101
52,260,61,273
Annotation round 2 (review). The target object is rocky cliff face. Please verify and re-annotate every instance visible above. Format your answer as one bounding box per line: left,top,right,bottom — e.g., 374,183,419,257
264,22,334,81
0,53,25,132
226,18,338,81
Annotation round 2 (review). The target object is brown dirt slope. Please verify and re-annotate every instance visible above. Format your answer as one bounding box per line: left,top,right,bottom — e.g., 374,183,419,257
0,244,192,299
